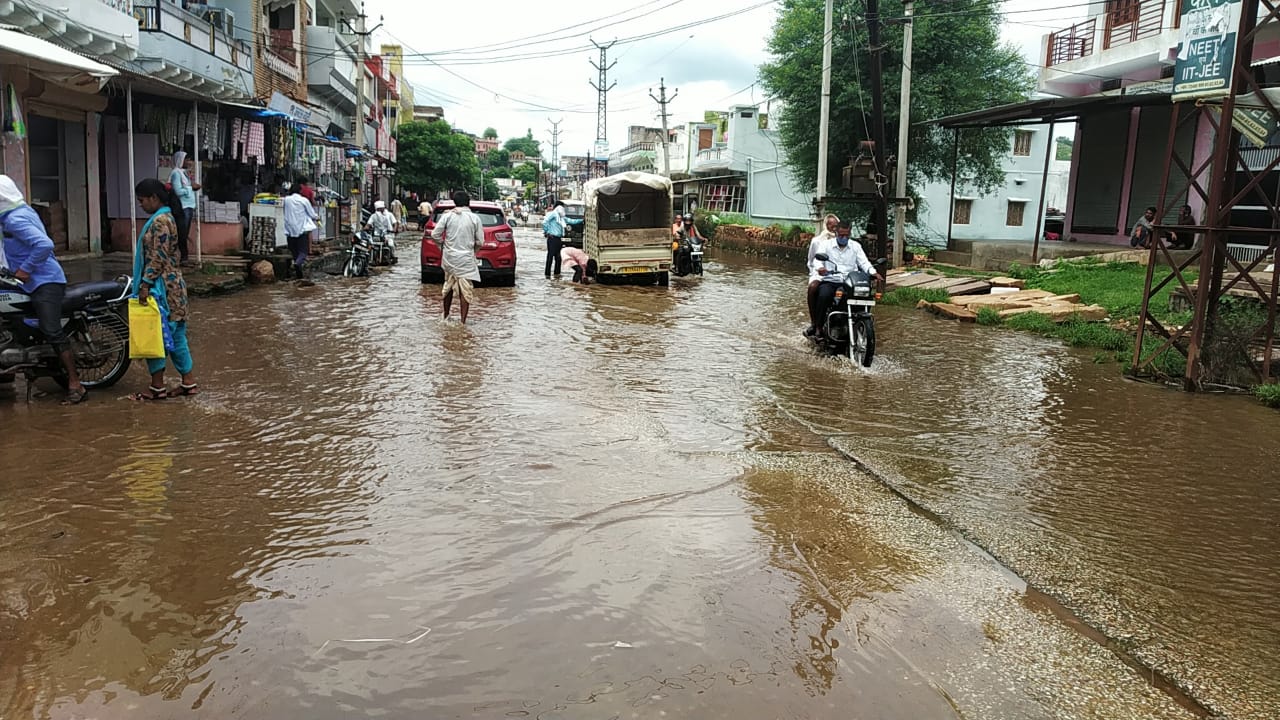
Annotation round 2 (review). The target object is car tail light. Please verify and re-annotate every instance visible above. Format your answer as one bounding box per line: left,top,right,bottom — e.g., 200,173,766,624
495,231,513,242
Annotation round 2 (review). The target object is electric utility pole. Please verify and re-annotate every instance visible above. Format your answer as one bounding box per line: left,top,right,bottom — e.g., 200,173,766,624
816,0,834,221
866,0,890,261
649,78,678,175
589,39,617,174
342,5,382,153
548,117,562,197
892,0,915,268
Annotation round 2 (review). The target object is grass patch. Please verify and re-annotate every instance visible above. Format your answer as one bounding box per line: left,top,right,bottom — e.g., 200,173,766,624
1014,259,1194,325
976,307,1002,326
1003,312,1134,352
881,287,951,306
1254,383,1280,408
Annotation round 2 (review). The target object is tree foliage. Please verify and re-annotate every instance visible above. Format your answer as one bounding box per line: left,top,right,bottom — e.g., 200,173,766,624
483,127,499,139
394,120,479,197
511,163,538,183
1056,136,1074,161
504,130,542,158
485,148,511,168
759,0,1033,199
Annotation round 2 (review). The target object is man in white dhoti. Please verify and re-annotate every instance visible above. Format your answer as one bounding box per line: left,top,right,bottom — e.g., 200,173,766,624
430,191,485,324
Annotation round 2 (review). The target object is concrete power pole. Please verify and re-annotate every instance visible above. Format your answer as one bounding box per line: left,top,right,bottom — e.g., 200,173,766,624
548,117,562,198
816,0,834,222
892,0,915,268
589,39,617,176
866,0,890,261
649,78,678,176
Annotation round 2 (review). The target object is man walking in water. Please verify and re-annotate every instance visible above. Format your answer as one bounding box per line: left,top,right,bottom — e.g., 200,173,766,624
431,191,484,324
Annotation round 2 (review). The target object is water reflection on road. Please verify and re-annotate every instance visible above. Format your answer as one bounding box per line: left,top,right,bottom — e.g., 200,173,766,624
0,229,1273,718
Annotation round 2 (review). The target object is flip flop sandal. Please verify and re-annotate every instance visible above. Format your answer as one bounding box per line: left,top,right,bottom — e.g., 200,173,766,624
130,386,168,401
175,383,200,396
62,387,88,405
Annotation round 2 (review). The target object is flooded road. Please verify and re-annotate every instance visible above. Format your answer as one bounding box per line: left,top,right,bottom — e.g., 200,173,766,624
0,227,1274,718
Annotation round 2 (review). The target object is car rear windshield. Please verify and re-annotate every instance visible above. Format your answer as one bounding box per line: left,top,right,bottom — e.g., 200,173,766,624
563,204,585,218
432,208,507,227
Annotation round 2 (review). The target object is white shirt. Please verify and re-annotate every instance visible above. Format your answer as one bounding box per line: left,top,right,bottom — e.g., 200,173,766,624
809,236,876,284
282,193,317,236
431,207,484,281
367,209,396,234
807,229,835,272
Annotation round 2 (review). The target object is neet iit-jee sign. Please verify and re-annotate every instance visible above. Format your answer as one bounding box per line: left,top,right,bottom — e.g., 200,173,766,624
1173,0,1244,100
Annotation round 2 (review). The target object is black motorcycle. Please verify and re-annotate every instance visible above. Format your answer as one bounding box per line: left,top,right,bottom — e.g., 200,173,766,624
370,229,396,267
0,269,133,390
808,253,884,367
671,229,705,277
343,231,373,277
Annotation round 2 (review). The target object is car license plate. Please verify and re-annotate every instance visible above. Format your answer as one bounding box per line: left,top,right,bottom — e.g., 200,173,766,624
621,266,650,274
848,299,876,306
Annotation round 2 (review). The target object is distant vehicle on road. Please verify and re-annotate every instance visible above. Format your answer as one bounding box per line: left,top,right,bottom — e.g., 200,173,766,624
562,200,586,247
420,200,517,286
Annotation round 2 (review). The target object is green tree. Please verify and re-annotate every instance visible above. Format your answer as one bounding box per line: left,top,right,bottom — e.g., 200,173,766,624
1056,136,1074,161
490,168,512,179
504,130,541,158
759,0,1033,201
483,127,499,139
511,163,539,183
485,147,511,168
395,120,479,196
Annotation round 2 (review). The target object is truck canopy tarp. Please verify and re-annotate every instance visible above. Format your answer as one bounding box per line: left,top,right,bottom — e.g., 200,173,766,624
583,172,673,208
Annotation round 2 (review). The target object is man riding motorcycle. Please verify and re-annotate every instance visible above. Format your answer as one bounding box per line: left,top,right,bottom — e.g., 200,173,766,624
806,220,880,338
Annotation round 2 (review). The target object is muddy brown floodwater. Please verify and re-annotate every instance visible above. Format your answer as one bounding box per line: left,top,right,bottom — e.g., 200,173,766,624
0,228,1275,719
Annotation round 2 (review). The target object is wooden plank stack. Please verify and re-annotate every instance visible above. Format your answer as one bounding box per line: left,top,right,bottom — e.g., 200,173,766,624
885,269,992,296
918,288,1108,323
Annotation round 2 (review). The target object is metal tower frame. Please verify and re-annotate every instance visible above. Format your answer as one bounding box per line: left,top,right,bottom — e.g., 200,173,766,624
1134,0,1280,390
589,39,617,168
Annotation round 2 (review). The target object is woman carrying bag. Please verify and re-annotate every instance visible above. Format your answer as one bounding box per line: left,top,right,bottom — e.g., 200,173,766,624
131,179,198,400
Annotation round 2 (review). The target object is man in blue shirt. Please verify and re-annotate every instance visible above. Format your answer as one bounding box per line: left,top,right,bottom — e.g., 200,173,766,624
542,200,567,278
0,175,85,403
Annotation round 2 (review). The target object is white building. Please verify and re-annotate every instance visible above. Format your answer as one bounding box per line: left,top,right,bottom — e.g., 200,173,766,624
917,125,1071,245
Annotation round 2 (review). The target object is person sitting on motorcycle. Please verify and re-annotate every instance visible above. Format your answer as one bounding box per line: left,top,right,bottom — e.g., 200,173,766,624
673,214,702,264
0,174,86,403
364,200,398,261
808,219,880,338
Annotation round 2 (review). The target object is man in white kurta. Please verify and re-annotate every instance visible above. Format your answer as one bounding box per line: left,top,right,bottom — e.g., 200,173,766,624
430,191,484,323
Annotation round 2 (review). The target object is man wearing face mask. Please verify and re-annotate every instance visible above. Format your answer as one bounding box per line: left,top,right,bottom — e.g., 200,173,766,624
807,219,880,338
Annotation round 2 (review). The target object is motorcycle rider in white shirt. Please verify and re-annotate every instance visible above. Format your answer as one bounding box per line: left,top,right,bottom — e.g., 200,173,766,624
807,220,880,338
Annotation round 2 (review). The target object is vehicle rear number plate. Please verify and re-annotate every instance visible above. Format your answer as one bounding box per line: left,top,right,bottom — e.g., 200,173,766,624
621,266,650,274
848,299,876,306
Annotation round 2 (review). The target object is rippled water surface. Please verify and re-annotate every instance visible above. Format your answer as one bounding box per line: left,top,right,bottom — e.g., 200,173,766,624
1,230,1276,718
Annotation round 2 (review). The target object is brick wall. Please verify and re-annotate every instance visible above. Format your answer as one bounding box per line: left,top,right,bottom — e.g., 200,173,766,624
252,0,309,102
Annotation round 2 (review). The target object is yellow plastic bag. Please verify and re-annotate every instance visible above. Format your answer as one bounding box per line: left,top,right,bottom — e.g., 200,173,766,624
128,297,165,359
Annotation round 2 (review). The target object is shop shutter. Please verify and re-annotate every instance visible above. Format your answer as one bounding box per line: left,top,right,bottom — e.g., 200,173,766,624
1071,110,1130,233
1126,105,1196,231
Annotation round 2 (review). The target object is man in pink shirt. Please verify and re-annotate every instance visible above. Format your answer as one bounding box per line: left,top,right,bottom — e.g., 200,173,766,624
561,246,596,284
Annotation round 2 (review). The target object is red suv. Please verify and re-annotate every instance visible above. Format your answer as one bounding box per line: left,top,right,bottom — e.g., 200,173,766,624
420,200,516,286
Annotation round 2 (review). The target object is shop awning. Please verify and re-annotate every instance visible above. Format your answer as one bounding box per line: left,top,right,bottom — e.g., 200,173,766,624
0,28,117,91
928,93,1174,129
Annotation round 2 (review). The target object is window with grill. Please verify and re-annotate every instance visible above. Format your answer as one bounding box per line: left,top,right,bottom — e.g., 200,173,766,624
701,184,746,214
1007,201,1027,227
1014,130,1033,156
1107,0,1140,25
953,199,973,225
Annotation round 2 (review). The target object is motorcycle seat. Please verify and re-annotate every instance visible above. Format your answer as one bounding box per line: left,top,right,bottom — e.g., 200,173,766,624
62,280,127,313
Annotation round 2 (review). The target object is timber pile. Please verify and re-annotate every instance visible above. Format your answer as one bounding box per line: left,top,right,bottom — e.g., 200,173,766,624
885,269,991,296
918,288,1108,323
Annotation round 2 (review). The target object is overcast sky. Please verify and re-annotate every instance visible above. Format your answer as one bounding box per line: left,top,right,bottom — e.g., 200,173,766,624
369,0,1089,158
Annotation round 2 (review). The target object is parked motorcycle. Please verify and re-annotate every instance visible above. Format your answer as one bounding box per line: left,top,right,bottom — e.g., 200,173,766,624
0,268,133,389
807,253,884,367
671,229,705,277
343,231,373,277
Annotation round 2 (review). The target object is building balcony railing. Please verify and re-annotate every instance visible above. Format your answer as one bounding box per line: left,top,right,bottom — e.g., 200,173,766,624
1046,17,1096,66
134,1,253,76
1103,0,1170,51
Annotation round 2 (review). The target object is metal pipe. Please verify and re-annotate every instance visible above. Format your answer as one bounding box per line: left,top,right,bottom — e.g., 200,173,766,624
193,99,202,265
127,81,136,264
1031,120,1055,264
892,0,914,268
946,128,958,250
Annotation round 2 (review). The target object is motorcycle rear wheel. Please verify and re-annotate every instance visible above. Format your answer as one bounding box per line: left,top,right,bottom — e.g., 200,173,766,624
56,312,131,389
850,317,876,367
